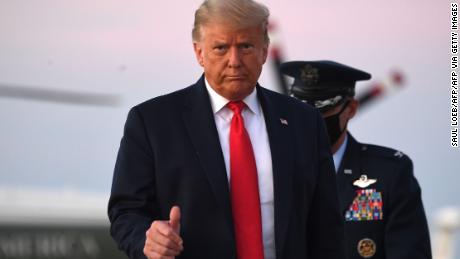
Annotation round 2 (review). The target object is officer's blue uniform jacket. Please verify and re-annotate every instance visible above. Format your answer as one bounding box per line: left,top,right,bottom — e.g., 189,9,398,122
336,134,432,259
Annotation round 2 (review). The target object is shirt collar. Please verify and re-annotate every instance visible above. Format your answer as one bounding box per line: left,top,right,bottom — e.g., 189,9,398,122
332,134,348,172
205,77,260,115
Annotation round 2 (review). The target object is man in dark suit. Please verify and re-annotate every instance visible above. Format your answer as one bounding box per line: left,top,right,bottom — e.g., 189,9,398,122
281,60,432,259
108,1,345,259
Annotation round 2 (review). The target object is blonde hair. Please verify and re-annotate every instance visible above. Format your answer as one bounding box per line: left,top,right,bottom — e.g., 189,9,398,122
192,0,270,44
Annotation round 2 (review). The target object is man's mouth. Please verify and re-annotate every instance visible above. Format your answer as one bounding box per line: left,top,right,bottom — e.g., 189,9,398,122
226,75,245,80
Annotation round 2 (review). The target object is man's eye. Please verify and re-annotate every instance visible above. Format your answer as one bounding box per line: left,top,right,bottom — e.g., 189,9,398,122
214,46,227,52
241,44,253,50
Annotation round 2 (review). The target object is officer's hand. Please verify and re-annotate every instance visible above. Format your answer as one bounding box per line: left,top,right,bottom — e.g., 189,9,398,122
143,206,183,259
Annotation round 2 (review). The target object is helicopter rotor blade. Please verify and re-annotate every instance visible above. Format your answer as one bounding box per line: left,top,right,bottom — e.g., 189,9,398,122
0,83,121,107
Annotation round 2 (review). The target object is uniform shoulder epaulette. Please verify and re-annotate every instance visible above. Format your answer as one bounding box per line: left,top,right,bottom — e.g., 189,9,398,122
359,143,408,160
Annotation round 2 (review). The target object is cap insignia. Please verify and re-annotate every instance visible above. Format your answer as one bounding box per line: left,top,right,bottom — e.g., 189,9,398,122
300,65,319,86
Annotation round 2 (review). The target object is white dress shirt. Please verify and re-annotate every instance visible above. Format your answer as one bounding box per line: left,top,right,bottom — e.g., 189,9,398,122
205,79,276,259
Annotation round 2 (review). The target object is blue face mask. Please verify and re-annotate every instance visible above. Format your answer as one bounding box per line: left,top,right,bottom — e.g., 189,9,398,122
323,101,350,145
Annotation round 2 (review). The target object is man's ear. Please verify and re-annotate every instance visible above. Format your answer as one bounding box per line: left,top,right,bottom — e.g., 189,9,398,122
261,43,269,64
193,42,204,67
346,99,359,120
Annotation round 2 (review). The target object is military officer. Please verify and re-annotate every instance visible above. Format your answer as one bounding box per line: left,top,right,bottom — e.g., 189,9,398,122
280,60,432,259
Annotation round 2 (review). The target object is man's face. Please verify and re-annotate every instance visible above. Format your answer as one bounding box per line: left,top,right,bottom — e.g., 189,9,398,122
321,99,358,152
193,23,268,101
322,102,352,130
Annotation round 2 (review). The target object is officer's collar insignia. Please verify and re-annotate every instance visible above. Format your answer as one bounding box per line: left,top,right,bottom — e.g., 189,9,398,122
353,174,377,188
357,238,376,258
394,151,404,158
300,65,319,86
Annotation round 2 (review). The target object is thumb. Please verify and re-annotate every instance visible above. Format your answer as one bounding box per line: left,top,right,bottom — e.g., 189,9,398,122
169,205,181,234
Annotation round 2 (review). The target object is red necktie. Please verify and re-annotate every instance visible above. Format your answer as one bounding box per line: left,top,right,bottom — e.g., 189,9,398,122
227,101,264,259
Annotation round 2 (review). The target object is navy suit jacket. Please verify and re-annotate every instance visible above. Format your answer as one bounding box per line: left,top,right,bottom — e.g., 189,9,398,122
108,76,345,259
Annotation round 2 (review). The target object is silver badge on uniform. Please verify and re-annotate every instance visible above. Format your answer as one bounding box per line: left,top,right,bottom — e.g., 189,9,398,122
353,174,377,188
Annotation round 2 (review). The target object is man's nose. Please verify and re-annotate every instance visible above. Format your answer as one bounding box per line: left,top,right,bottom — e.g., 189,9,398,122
228,47,242,68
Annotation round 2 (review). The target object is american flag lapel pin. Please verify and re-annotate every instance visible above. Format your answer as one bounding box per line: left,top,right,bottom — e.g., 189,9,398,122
280,118,288,125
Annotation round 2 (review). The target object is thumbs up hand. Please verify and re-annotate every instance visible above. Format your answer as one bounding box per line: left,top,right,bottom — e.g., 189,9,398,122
143,206,183,259
169,206,181,234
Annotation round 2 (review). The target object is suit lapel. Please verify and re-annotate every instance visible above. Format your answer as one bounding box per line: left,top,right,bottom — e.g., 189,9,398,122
337,134,362,213
257,87,294,257
182,76,234,233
